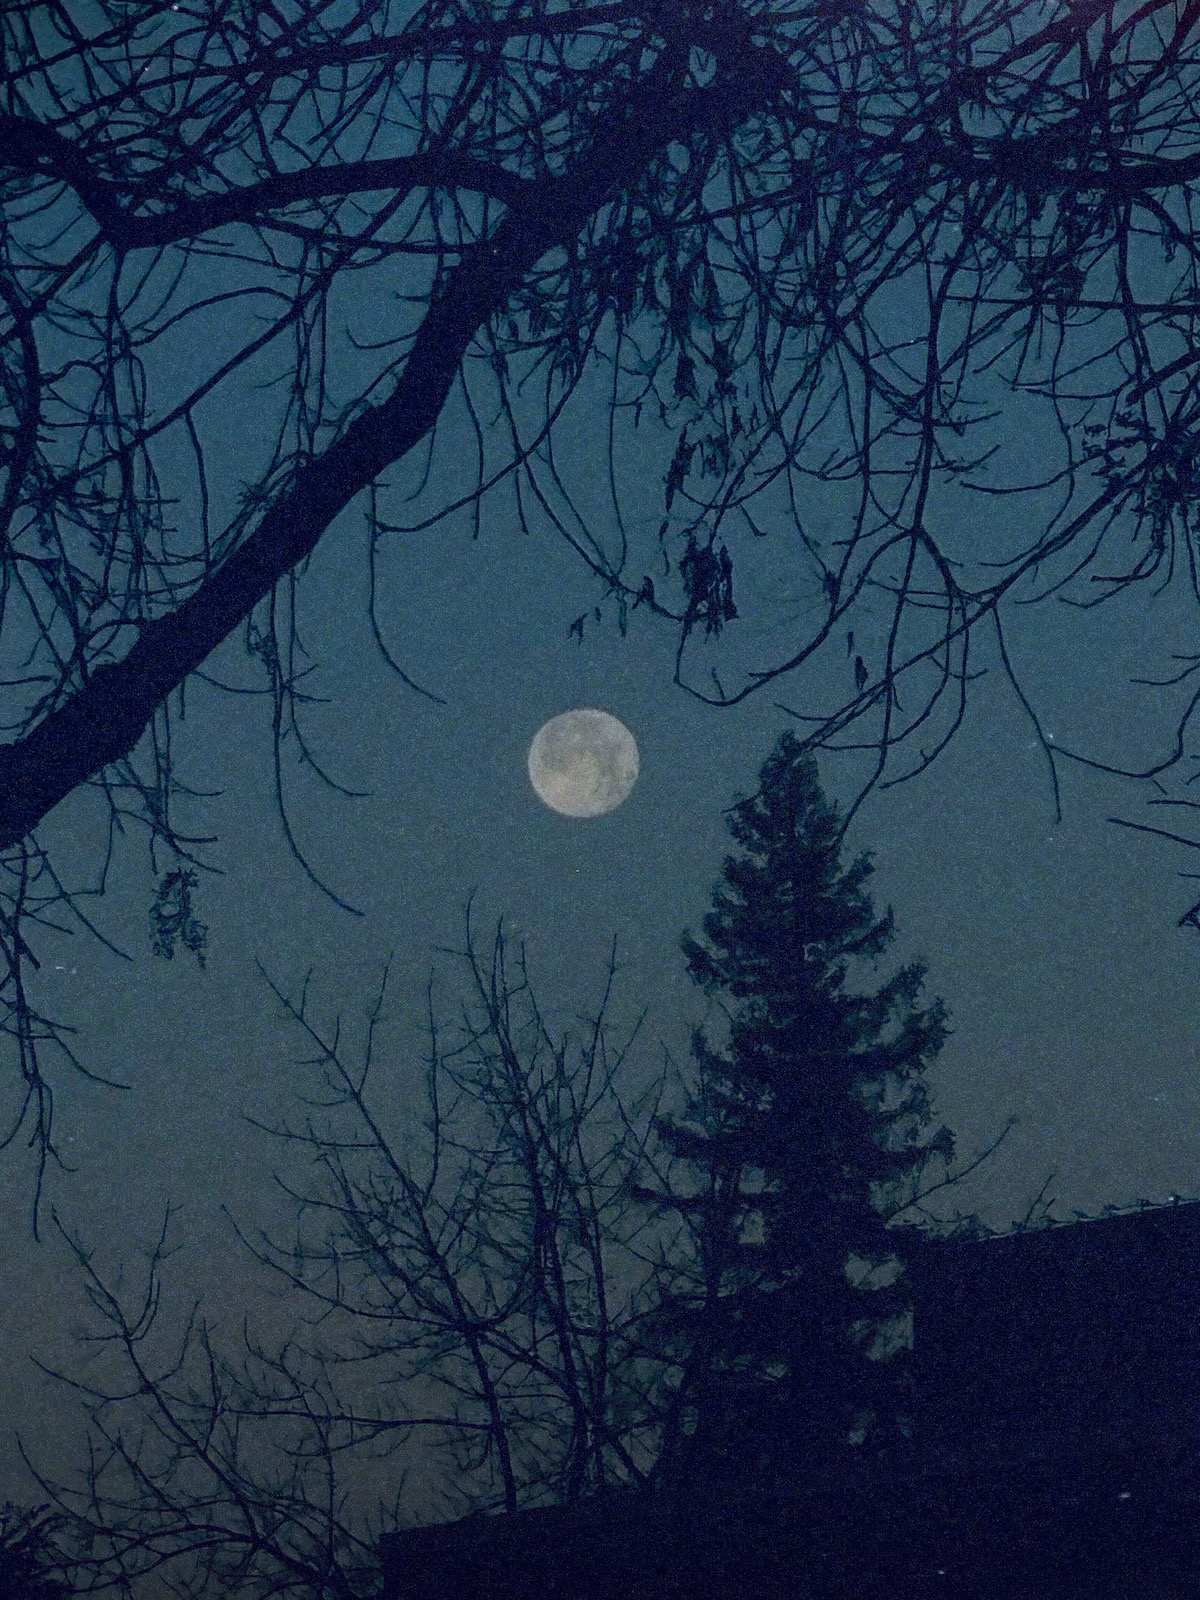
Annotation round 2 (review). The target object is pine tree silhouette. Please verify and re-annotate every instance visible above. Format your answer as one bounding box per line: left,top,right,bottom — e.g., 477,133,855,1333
649,731,954,1486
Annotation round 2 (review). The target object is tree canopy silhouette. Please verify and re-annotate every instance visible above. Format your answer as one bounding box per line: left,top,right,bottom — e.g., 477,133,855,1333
19,921,706,1597
0,1504,71,1600
3,0,1200,1187
643,732,955,1485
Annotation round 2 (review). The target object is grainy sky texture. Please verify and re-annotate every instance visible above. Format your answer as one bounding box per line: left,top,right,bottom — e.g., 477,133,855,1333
3,0,1200,1547
3,365,1199,1510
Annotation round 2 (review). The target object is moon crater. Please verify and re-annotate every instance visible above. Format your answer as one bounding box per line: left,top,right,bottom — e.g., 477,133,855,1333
527,709,639,817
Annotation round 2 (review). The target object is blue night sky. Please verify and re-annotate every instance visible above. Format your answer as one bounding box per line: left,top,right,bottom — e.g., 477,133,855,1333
2,360,1198,1510
3,1,1200,1531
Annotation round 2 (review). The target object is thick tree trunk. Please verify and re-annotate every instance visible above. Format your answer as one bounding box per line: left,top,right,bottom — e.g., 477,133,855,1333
0,41,775,850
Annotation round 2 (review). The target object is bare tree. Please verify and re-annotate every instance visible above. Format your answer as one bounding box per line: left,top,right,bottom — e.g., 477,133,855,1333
21,918,696,1595
23,1203,392,1600
4,0,1200,1193
238,916,686,1509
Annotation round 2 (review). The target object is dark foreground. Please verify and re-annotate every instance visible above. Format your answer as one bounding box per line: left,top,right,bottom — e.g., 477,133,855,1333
380,1448,1200,1599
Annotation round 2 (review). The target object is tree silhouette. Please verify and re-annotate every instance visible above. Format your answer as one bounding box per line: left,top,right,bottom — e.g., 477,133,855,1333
641,732,955,1486
3,0,1200,1193
0,1503,73,1600
21,919,699,1596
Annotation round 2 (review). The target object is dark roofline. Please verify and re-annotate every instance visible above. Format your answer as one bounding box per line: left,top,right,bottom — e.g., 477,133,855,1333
893,1191,1200,1252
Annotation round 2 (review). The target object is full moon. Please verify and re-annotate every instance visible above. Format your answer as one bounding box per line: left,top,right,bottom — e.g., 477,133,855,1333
527,709,640,817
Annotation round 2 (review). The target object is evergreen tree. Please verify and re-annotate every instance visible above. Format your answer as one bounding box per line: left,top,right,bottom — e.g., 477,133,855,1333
650,732,954,1485
0,1504,71,1600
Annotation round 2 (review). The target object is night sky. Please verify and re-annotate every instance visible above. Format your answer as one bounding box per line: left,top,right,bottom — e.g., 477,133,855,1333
4,1,1200,1534
3,361,1198,1512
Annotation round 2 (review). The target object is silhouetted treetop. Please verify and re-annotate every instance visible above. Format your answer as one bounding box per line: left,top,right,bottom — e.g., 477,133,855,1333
645,732,954,1483
685,736,899,1006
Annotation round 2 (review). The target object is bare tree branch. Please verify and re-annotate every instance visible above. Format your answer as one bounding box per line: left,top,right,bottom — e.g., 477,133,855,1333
4,0,1200,1198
